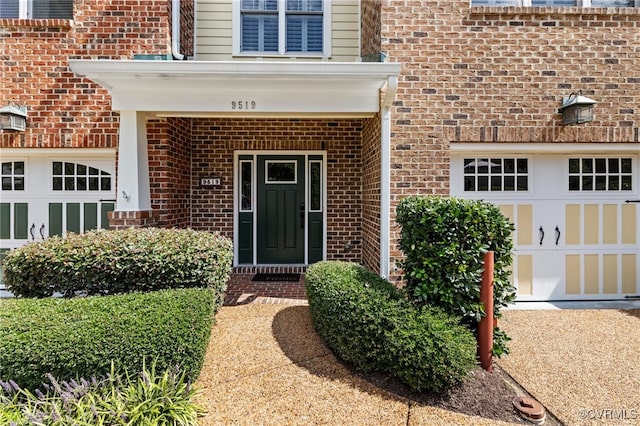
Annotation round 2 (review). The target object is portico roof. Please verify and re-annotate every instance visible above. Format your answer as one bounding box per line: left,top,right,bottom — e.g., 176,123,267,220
69,60,401,118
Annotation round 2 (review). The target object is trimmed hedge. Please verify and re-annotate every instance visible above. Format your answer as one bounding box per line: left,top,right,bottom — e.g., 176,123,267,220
396,196,516,356
0,288,217,391
305,261,477,392
2,228,233,298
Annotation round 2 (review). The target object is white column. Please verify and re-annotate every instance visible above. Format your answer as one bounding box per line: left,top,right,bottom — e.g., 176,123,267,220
116,111,151,211
380,76,398,280
380,105,391,279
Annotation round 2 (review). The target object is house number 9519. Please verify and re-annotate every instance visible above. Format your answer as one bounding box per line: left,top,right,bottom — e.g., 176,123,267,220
231,100,256,110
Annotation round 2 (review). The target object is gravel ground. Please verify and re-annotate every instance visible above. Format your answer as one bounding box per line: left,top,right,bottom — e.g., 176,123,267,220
195,303,517,425
195,303,640,425
497,309,640,426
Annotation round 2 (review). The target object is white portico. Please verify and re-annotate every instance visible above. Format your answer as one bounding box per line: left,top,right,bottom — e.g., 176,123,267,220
69,60,400,277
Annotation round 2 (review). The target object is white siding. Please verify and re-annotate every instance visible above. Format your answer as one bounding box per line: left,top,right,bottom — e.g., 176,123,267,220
195,0,360,61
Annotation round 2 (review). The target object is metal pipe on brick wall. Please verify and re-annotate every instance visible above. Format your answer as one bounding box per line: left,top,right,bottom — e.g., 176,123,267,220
479,251,494,372
172,0,185,60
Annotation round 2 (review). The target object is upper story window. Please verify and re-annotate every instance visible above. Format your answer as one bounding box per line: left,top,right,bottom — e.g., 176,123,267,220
472,0,639,6
234,0,331,56
0,0,73,19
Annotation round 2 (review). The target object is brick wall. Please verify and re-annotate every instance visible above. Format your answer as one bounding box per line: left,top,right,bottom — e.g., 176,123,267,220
147,117,192,228
179,0,195,57
0,0,173,149
361,115,382,274
189,118,365,263
380,1,640,277
361,0,382,59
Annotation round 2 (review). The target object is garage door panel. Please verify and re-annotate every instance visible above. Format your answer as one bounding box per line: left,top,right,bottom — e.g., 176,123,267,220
622,204,636,244
49,203,63,237
452,154,639,301
622,254,637,294
0,203,10,239
516,254,533,296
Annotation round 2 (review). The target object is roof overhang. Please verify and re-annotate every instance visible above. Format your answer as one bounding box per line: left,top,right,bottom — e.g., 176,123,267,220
68,60,401,118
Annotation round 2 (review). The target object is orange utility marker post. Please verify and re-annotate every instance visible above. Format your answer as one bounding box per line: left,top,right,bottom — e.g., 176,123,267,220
479,251,494,372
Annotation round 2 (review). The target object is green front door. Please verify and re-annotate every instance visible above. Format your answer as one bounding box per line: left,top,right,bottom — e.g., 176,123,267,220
257,156,305,264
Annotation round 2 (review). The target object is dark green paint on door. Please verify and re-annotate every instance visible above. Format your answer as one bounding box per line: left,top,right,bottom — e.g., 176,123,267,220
257,156,305,264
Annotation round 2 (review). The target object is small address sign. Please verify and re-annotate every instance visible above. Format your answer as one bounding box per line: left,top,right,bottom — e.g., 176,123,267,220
201,177,221,187
231,100,256,110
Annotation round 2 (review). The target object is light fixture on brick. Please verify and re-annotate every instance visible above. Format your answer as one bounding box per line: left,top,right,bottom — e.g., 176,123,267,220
558,90,596,125
0,102,28,131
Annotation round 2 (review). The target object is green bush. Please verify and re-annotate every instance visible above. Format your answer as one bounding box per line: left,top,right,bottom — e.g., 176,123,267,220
305,261,477,392
0,361,203,425
396,196,516,356
0,288,217,391
2,227,233,298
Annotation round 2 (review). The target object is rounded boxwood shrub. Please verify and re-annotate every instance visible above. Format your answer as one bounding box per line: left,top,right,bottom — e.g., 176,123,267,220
305,261,477,392
0,288,217,391
396,196,516,356
2,227,233,298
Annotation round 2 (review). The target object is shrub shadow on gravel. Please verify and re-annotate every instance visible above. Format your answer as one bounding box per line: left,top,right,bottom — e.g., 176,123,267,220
622,308,640,320
272,305,536,424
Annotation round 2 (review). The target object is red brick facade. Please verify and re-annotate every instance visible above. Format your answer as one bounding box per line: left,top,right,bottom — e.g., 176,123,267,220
187,118,369,265
2,1,639,280
379,2,640,277
0,1,174,150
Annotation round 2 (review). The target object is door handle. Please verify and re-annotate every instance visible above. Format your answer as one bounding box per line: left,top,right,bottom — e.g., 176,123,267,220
539,226,544,246
30,223,35,241
554,226,561,246
39,223,45,240
299,203,305,229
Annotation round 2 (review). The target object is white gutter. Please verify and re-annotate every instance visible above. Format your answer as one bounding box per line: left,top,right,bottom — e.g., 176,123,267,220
171,0,184,60
380,76,398,279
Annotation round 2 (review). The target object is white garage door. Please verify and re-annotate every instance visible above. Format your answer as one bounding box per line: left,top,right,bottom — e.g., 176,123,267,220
451,154,639,301
0,150,116,293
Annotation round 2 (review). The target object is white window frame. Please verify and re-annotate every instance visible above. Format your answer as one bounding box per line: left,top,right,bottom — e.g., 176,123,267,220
308,159,323,212
471,0,640,6
462,157,530,193
264,160,298,184
1,0,73,19
232,0,332,58
566,156,634,192
239,160,255,212
1,160,26,192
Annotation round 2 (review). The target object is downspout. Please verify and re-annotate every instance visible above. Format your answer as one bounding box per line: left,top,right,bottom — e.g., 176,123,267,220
171,0,185,60
380,75,398,279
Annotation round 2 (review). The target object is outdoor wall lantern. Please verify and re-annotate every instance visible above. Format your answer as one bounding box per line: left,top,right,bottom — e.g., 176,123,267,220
558,91,596,125
0,103,28,131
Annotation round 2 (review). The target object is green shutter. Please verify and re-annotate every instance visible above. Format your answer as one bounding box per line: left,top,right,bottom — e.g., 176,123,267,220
14,203,28,239
66,203,80,234
84,203,98,232
0,203,9,239
49,203,63,237
100,203,114,229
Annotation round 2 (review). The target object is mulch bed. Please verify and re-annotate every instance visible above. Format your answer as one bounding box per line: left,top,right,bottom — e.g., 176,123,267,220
356,364,562,425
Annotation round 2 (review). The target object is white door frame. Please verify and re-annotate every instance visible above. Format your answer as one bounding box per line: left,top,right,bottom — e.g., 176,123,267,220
233,150,327,266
